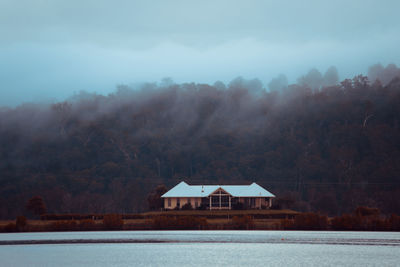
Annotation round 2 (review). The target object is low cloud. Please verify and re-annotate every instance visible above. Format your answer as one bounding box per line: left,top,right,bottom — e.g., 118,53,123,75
0,0,399,105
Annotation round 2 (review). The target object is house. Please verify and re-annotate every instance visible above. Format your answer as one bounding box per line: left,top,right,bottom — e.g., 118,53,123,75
161,181,275,210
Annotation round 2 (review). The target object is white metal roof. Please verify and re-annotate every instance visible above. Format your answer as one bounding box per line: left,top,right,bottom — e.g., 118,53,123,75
161,181,275,198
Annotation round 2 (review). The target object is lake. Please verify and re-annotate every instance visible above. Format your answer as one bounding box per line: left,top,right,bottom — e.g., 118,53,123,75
0,231,399,266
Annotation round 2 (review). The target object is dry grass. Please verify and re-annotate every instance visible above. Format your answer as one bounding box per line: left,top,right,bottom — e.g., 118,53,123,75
142,209,299,217
0,219,57,227
0,210,298,231
123,219,151,225
206,218,230,224
0,220,15,227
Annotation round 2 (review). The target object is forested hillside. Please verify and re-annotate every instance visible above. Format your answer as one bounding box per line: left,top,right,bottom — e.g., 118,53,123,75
1,65,400,219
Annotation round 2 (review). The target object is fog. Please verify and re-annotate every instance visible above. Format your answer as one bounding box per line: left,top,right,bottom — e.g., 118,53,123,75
1,0,400,106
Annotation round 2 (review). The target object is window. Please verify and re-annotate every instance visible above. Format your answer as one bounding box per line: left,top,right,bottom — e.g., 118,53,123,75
195,199,198,208
188,198,191,205
168,198,171,207
177,198,180,208
250,198,255,207
201,197,209,207
221,196,229,207
211,196,219,207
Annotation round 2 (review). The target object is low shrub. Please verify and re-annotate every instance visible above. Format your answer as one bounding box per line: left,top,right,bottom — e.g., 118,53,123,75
232,215,254,230
41,214,95,220
354,206,380,217
196,203,207,210
280,218,294,230
294,212,328,230
232,202,244,210
122,214,144,219
16,216,27,232
181,203,193,210
152,215,208,230
331,213,388,231
388,214,400,231
79,219,96,231
103,214,123,230
282,212,328,230
1,223,17,232
50,220,78,231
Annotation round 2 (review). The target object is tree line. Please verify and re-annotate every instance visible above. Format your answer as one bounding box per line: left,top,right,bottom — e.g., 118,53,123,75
0,64,400,218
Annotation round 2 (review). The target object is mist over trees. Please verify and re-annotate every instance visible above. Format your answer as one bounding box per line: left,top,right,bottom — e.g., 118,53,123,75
368,63,400,85
1,64,400,218
296,66,339,91
268,74,288,92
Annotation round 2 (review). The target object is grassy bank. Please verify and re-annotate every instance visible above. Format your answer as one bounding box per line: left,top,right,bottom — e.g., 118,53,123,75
0,217,281,232
0,210,296,232
142,209,299,219
1,209,399,232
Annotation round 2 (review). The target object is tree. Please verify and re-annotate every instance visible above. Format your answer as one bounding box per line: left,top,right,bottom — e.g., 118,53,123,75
323,66,339,87
268,74,288,91
147,185,167,210
16,216,27,231
297,68,323,91
352,75,369,88
26,196,47,217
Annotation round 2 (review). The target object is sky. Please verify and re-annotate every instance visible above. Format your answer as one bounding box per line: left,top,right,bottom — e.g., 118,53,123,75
0,0,400,106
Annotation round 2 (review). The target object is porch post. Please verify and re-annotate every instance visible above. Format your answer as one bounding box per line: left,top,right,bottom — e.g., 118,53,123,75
219,191,221,210
229,196,231,210
209,196,212,210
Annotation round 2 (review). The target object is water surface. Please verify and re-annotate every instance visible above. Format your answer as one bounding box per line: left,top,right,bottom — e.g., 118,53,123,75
0,231,399,266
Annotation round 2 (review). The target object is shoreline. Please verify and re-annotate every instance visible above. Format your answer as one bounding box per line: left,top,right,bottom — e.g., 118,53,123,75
1,209,399,232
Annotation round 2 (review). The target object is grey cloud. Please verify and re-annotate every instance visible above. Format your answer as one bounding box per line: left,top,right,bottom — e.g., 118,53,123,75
2,0,399,46
0,0,399,105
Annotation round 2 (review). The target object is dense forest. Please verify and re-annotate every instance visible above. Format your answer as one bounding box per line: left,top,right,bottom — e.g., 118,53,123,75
1,64,400,219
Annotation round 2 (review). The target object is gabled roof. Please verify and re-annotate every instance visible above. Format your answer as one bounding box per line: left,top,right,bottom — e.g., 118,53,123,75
161,181,275,198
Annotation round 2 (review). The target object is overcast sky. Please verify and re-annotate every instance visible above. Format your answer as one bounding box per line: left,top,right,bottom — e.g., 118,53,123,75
1,0,400,106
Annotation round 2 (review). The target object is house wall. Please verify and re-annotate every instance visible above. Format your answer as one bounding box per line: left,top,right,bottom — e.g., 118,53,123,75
165,197,273,209
164,197,202,209
237,197,273,209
